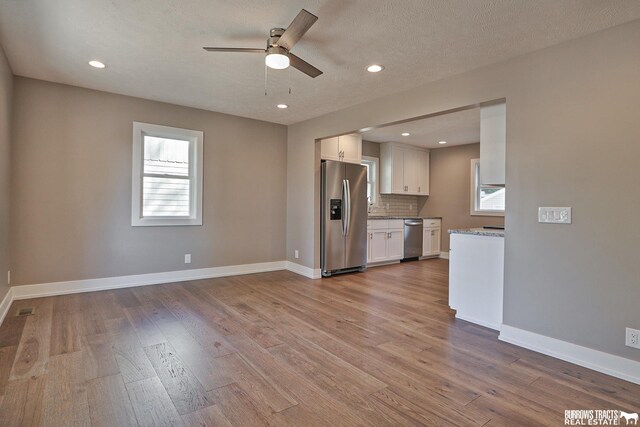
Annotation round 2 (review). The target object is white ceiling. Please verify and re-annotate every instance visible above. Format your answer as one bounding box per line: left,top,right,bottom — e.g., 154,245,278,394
1,1,639,125
363,107,480,148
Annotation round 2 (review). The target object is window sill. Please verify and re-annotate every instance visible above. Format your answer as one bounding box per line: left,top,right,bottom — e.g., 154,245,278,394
131,217,203,227
470,210,505,217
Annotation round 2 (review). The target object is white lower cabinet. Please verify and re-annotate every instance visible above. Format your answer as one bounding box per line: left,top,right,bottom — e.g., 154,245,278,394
369,231,388,263
366,220,404,263
422,227,441,257
422,219,441,257
387,230,404,260
449,232,504,330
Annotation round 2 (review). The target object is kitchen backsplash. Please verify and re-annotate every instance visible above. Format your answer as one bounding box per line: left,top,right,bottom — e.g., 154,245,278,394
369,194,421,217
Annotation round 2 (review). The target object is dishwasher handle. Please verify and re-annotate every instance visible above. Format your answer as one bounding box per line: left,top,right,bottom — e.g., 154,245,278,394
404,220,423,226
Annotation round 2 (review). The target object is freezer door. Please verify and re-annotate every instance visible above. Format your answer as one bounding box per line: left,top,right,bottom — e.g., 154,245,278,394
322,161,346,272
344,163,368,269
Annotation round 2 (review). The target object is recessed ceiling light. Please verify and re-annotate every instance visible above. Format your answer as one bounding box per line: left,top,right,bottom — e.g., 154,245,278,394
88,60,106,69
438,141,447,144
276,104,288,109
367,64,384,73
401,132,410,136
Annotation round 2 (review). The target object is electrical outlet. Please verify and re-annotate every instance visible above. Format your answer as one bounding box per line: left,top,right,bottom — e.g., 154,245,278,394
626,328,640,349
184,254,191,264
294,250,299,259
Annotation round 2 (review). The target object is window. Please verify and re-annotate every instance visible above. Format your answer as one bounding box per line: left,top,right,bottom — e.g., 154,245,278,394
470,158,505,216
132,122,203,226
361,156,379,205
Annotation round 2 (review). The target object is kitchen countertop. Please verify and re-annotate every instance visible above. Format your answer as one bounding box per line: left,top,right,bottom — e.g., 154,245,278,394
448,228,505,237
367,216,442,220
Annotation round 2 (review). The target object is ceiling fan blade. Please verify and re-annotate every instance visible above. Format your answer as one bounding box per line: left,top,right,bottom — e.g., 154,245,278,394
289,53,322,78
277,9,318,50
203,47,266,53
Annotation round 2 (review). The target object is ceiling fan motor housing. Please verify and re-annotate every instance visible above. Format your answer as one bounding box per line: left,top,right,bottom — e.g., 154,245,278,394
269,28,286,49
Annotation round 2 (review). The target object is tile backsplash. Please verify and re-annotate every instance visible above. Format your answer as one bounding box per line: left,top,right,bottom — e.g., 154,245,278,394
369,194,422,217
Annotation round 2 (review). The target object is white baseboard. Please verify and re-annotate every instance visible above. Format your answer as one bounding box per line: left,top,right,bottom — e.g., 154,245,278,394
500,324,640,385
439,251,449,259
284,261,322,279
455,313,500,331
0,287,14,326
0,260,326,327
11,261,287,301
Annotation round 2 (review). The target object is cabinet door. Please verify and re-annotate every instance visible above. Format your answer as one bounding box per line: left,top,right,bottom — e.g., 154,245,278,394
418,150,430,195
392,147,405,193
366,232,372,263
320,137,340,161
403,150,419,194
339,134,362,164
430,227,441,255
387,230,404,260
370,231,388,262
422,228,433,257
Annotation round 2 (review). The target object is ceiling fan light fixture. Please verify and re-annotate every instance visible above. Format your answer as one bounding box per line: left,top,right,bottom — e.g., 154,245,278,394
265,46,290,69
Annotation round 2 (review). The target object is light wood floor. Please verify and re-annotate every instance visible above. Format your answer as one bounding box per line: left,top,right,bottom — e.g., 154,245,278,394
0,259,637,426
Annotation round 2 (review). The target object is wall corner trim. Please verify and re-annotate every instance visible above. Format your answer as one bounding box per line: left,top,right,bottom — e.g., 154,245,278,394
284,261,322,279
499,324,640,385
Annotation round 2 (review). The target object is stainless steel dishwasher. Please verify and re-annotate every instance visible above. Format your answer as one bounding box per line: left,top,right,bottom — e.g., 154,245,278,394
403,218,423,260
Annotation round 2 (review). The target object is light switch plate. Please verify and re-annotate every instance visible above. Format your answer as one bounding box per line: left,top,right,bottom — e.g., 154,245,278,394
538,207,572,224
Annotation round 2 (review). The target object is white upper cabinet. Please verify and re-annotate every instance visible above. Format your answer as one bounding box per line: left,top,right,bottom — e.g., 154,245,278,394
320,133,362,164
380,143,430,195
480,102,506,186
417,150,430,195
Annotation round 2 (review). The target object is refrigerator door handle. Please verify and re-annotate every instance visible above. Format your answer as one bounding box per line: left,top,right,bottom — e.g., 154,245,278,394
341,179,348,236
345,179,351,236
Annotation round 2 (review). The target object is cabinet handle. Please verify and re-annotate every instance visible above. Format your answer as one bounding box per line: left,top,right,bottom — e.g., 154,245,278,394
431,230,435,236
369,233,373,240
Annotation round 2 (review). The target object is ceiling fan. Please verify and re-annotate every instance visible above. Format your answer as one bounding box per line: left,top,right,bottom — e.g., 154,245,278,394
203,9,322,78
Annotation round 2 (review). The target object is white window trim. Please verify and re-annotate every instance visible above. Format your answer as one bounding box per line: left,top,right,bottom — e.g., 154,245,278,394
362,155,379,206
132,122,204,226
470,158,505,217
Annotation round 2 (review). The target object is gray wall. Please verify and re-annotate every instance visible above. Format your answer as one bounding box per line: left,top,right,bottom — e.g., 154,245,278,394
420,143,503,251
0,47,12,301
287,20,640,361
11,78,287,285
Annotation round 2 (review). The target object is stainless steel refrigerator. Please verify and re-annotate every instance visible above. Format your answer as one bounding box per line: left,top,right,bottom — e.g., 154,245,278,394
321,160,368,277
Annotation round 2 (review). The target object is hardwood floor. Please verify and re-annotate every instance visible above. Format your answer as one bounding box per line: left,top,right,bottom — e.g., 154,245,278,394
0,259,637,426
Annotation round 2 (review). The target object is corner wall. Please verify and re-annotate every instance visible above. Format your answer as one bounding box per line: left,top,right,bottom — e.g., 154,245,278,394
0,46,13,302
286,19,640,362
10,78,288,286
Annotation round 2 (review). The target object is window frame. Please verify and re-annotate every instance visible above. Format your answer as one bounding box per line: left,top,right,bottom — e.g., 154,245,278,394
470,158,505,217
131,122,204,226
361,156,379,206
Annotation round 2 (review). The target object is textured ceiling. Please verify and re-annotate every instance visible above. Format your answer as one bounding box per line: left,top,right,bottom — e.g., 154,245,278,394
363,108,480,149
1,1,640,125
